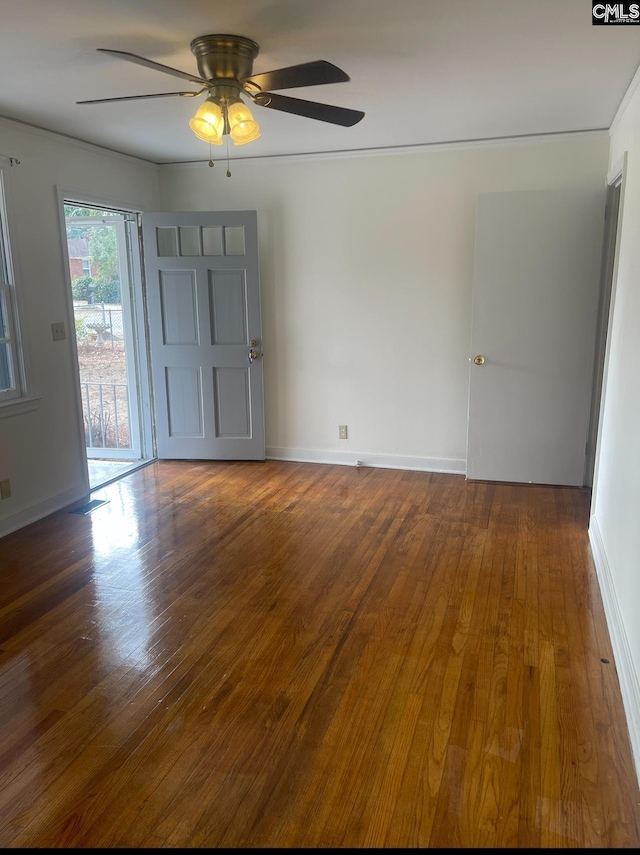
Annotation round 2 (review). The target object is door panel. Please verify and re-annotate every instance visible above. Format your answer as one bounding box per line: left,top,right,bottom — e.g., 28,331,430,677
209,270,247,344
166,367,204,438
466,188,604,486
214,368,251,437
159,271,199,345
143,210,264,460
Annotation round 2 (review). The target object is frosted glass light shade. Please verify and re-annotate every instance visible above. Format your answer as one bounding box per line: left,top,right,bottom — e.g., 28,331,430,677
227,100,260,145
189,99,224,144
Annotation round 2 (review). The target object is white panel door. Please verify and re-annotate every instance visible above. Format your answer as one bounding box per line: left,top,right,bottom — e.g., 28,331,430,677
467,188,604,486
142,210,264,460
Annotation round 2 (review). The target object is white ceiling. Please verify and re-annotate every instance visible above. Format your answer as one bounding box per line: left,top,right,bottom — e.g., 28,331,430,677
1,0,639,164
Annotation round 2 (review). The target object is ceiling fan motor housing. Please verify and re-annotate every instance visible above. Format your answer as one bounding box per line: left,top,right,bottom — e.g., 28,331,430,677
190,35,260,82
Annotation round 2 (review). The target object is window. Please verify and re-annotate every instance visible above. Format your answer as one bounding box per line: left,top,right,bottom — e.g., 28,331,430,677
0,287,16,395
0,156,30,409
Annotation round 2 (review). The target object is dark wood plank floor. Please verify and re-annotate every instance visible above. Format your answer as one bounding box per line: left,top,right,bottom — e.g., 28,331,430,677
0,460,638,847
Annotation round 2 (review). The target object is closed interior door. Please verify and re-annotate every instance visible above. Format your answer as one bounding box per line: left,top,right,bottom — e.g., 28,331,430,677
466,188,604,486
142,210,264,460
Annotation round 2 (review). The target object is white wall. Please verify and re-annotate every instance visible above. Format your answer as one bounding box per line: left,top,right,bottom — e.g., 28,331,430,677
0,125,610,537
0,119,160,536
590,71,640,780
161,133,609,470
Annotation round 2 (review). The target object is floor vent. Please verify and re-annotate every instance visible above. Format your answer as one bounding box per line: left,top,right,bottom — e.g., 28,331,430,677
69,499,109,515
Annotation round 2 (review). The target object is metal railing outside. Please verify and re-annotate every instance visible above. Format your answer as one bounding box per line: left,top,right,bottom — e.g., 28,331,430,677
80,381,131,449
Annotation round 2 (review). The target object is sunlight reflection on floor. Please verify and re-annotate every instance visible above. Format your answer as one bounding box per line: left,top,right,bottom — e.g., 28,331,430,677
88,459,144,490
88,485,152,668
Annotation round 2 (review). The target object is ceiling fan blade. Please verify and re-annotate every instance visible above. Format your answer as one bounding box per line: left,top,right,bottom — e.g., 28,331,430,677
242,60,349,92
77,91,200,105
256,92,364,127
96,48,207,85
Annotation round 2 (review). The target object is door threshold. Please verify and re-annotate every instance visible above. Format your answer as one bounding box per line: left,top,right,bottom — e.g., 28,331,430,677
88,458,156,491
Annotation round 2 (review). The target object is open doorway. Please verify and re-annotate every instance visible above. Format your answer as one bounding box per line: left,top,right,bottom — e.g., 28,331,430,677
63,201,154,490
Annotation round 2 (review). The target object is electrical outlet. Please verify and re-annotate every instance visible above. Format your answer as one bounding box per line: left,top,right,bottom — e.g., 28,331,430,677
51,322,66,341
339,425,348,440
0,479,11,500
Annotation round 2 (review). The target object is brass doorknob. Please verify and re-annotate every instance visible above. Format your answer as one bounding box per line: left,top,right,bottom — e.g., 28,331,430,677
248,348,260,363
473,355,485,365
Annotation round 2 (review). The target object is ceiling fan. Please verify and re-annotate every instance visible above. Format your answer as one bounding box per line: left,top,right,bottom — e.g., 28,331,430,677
77,34,365,151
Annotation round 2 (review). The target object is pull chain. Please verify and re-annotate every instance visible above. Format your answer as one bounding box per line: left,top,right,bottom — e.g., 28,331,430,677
208,141,214,168
226,137,231,178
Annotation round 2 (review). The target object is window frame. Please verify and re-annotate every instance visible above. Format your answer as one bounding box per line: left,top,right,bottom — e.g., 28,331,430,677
0,155,37,416
0,281,20,401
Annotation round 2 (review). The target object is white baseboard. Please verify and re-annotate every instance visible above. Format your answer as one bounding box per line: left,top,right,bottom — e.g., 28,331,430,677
589,515,640,785
265,446,466,475
0,482,89,539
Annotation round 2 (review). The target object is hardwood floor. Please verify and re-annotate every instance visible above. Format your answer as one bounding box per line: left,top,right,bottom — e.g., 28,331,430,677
0,460,638,847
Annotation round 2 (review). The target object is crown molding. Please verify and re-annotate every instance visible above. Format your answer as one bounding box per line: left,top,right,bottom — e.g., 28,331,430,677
609,64,640,137
0,113,610,172
0,114,159,170
158,128,609,170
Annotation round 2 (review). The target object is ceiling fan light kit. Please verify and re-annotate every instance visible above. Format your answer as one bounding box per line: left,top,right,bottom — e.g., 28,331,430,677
226,100,260,145
188,97,224,144
78,33,364,163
